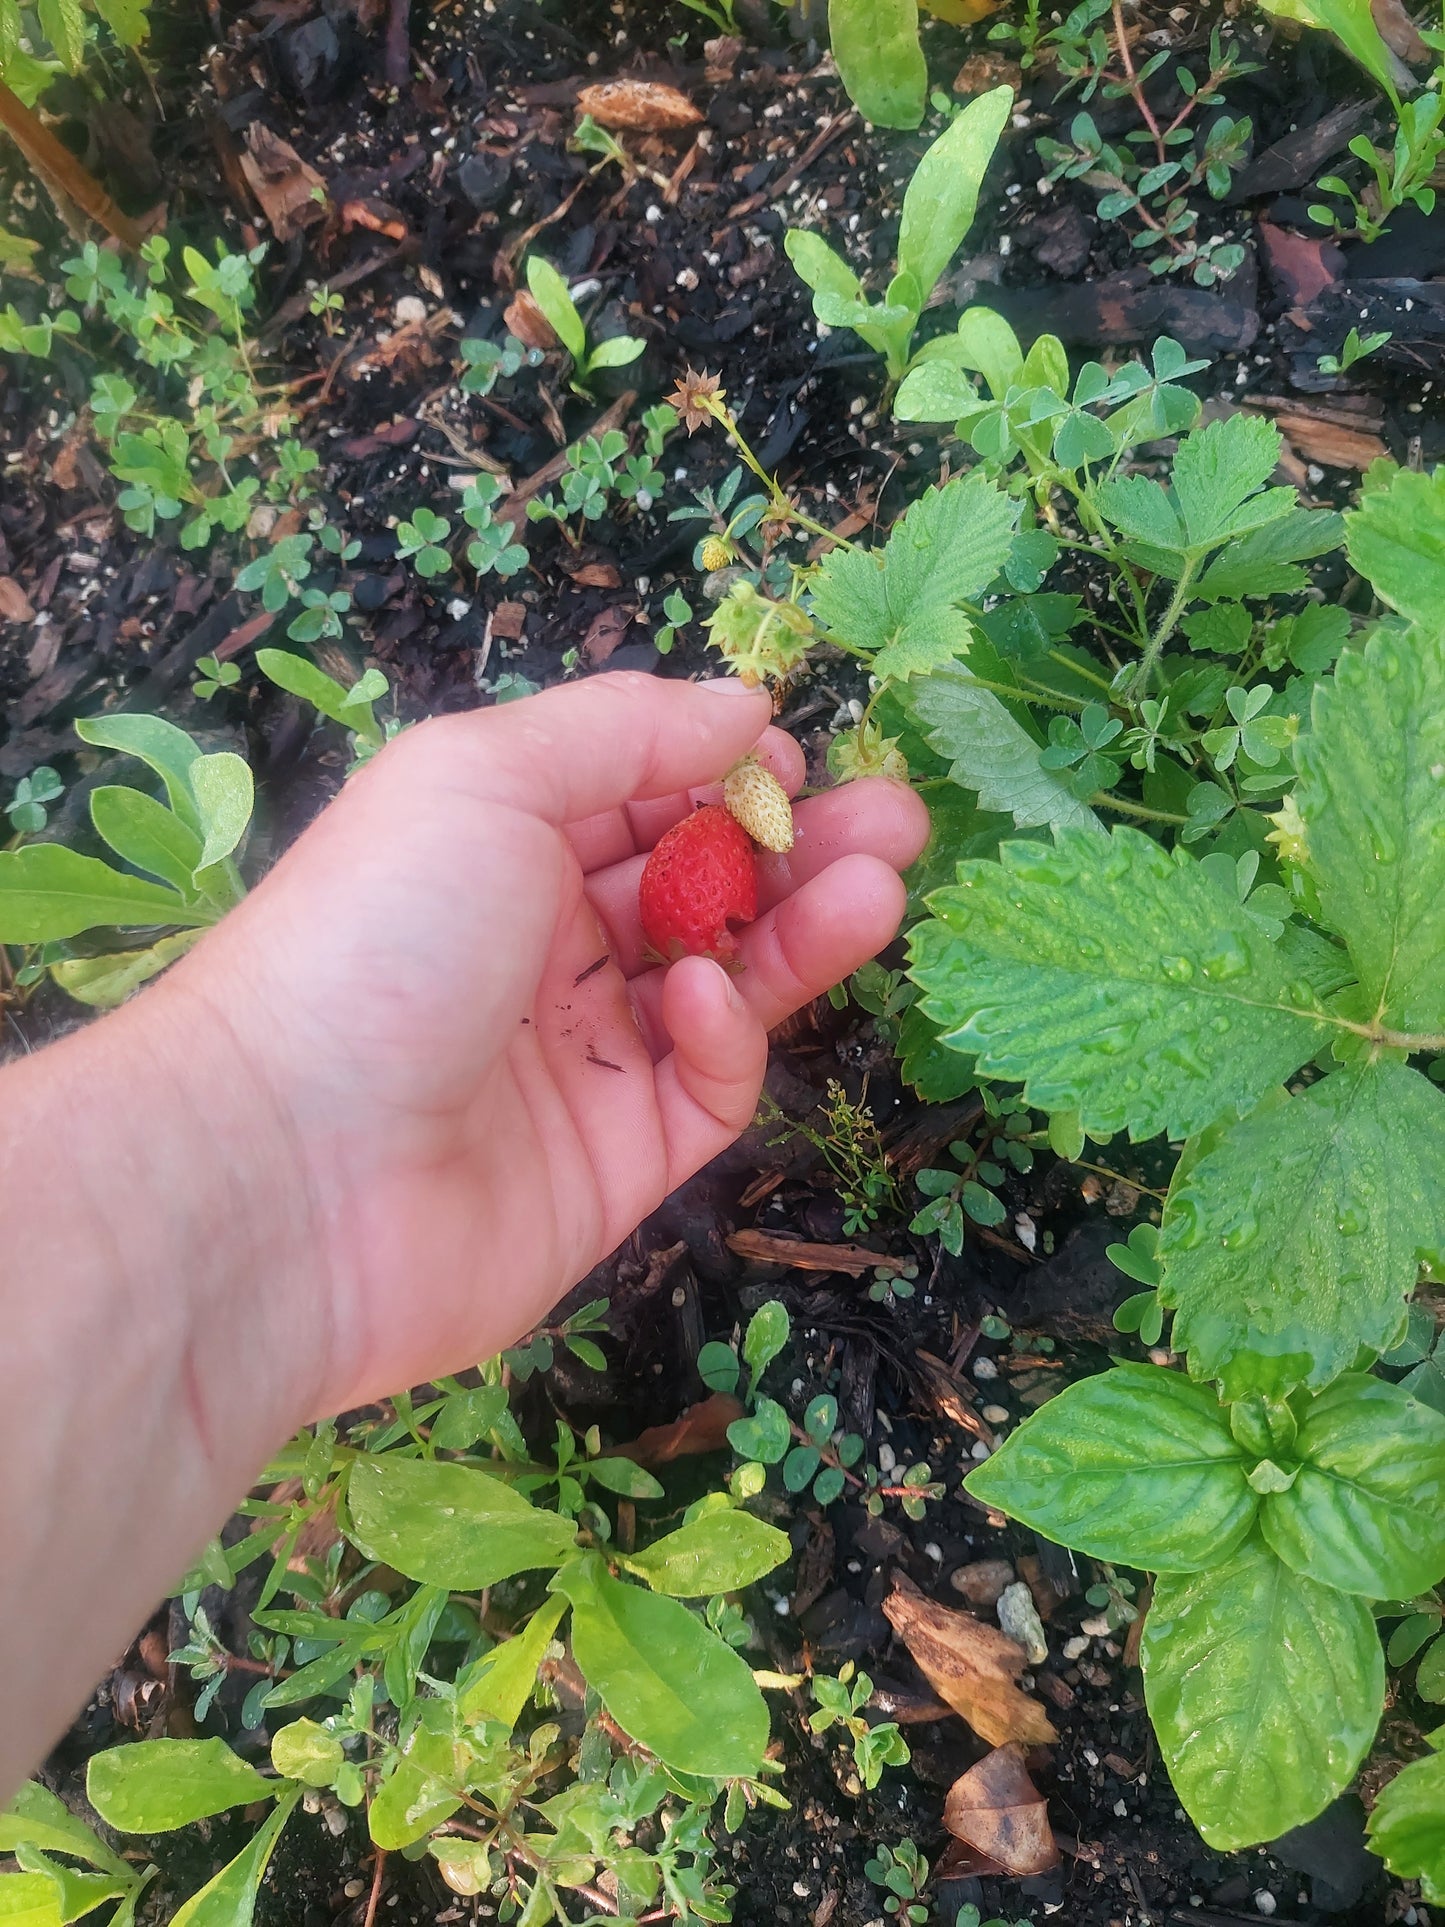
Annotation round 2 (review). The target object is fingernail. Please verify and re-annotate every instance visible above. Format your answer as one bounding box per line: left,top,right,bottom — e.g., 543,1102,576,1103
696,676,764,698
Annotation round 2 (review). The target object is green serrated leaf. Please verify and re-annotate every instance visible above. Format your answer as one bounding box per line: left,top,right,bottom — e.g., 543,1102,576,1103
1160,1059,1445,1397
1296,622,1445,1033
909,827,1330,1141
1193,510,1344,602
1346,465,1445,623
901,663,1101,834
1142,1536,1384,1850
963,1363,1255,1571
35,0,84,69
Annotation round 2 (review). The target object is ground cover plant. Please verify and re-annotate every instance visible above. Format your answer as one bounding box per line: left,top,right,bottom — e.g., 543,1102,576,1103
8,0,1445,1920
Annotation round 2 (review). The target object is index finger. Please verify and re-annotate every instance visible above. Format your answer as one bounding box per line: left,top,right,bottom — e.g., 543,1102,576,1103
436,672,773,826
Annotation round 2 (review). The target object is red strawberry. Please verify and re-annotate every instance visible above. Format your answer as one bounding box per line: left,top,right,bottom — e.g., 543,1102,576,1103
639,804,758,962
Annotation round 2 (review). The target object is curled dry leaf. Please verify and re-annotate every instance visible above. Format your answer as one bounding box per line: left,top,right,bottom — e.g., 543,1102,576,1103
240,123,328,241
884,1575,1057,1748
944,1742,1060,1876
575,80,702,132
1372,0,1431,63
503,289,558,352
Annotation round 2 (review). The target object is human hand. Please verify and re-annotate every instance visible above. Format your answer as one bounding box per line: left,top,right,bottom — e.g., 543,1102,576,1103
164,671,929,1417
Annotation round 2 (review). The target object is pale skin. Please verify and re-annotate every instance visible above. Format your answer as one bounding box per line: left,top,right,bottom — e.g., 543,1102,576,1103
0,670,929,1800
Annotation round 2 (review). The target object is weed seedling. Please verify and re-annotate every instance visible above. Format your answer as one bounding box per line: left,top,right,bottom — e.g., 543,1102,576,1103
524,254,645,396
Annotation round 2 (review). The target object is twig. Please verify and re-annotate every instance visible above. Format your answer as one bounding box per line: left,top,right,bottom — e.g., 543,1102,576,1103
361,1848,387,1927
0,79,144,251
727,111,857,220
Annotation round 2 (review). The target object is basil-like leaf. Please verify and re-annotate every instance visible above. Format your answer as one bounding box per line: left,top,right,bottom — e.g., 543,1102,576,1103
347,1456,577,1589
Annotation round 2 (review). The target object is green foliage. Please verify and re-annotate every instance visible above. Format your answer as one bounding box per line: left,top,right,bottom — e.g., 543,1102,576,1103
524,255,645,397
826,0,927,128
785,87,1013,380
0,0,150,89
1368,1739,1445,1900
808,1665,911,1788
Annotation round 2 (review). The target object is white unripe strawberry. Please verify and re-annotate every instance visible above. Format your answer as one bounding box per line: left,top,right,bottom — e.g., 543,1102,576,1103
723,756,795,853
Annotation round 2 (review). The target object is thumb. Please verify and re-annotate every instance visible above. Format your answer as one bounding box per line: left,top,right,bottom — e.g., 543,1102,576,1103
653,957,770,1191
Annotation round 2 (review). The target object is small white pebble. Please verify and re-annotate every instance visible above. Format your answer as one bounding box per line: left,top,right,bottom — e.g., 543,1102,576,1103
447,598,471,620
973,1356,999,1380
324,1807,347,1837
970,1440,992,1460
1081,1612,1112,1637
981,1404,1009,1424
877,1442,897,1474
792,1882,811,1899
1014,1213,1037,1251
1063,1635,1089,1660
1307,464,1325,484
1113,1799,1128,1817
645,203,663,224
774,1595,790,1615
344,1881,366,1900
924,1541,943,1563
394,295,427,326
1253,1894,1276,1917
676,266,699,291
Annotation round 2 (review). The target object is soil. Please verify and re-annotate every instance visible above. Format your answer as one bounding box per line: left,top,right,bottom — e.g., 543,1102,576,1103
2,0,1441,1922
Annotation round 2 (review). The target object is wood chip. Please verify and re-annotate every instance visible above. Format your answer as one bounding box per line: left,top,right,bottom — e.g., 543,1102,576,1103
0,576,36,623
239,123,328,240
884,1574,1057,1748
502,288,558,351
576,79,702,132
581,603,637,664
944,1742,1060,1875
490,600,527,640
725,1229,910,1276
1274,409,1388,469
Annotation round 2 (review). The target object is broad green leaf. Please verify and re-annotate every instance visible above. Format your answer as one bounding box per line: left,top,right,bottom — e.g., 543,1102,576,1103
36,0,83,69
50,929,204,1007
583,1457,665,1499
587,335,644,369
0,1876,62,1926
1142,1537,1384,1850
783,230,863,308
963,1364,1255,1572
1261,1375,1445,1597
1346,465,1445,622
89,786,204,892
901,664,1100,834
91,0,149,46
525,256,585,361
827,0,926,129
255,650,364,731
1160,1059,1445,1397
893,360,979,423
742,1300,789,1380
346,1455,577,1588
1296,622,1445,1032
897,86,1013,304
551,1555,769,1777
190,753,253,872
909,828,1330,1140
12,1844,129,1921
1367,1747,1445,1901
429,1384,508,1452
0,1785,129,1879
622,1511,790,1595
952,304,1027,399
73,714,202,831
458,1597,567,1731
168,1786,300,1927
367,1703,466,1850
270,1720,344,1787
0,846,205,943
1256,0,1399,94
86,1739,273,1832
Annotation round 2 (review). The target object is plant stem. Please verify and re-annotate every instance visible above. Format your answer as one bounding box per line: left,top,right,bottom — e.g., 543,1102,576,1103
1128,561,1198,700
1089,792,1189,825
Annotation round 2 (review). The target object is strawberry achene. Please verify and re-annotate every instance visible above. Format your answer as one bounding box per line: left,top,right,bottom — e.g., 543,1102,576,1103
638,805,758,962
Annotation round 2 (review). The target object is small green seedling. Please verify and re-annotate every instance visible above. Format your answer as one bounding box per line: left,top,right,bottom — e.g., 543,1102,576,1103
525,255,645,397
785,87,1013,381
5,767,62,837
256,649,395,767
395,507,453,578
865,1839,930,1922
808,1664,910,1788
192,655,242,701
460,475,529,578
1317,326,1392,375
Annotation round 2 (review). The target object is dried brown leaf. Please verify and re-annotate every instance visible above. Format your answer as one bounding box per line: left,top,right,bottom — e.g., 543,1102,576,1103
1372,0,1430,63
239,124,327,241
0,576,36,623
576,80,702,132
619,1391,745,1468
503,289,558,352
944,1741,1060,1875
884,1576,1057,1748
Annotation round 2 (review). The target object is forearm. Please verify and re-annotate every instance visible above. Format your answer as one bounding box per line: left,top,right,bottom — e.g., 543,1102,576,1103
0,975,326,1797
